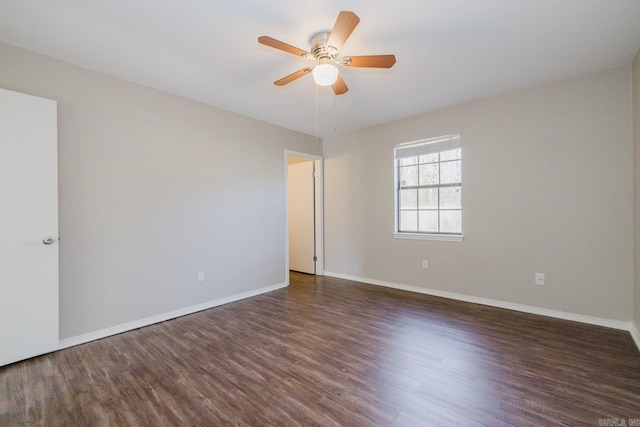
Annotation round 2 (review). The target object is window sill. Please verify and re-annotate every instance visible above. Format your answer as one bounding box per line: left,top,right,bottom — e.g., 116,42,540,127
393,233,464,242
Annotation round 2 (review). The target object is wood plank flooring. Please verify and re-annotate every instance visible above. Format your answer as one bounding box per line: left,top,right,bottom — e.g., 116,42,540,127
2,272,639,426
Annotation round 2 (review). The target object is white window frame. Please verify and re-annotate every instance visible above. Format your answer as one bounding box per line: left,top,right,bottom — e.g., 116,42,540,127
393,134,464,242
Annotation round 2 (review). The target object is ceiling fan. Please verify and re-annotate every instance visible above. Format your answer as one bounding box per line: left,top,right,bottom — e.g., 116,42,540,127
258,11,396,95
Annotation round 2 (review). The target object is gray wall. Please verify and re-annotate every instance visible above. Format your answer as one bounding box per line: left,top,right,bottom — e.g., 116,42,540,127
324,66,634,322
1,40,636,338
634,50,640,331
0,43,321,339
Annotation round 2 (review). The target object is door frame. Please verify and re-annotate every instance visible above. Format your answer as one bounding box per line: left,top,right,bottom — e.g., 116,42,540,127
285,150,324,285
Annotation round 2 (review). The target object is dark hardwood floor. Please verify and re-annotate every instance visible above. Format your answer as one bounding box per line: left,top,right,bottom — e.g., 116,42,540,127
2,272,639,426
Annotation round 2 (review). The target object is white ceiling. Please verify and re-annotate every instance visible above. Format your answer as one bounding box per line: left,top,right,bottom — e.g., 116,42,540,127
1,1,640,137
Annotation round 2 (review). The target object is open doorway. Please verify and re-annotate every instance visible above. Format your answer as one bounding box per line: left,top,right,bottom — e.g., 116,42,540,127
285,150,323,282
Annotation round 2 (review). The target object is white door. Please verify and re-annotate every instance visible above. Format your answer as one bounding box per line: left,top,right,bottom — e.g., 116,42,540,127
288,160,315,274
0,88,59,367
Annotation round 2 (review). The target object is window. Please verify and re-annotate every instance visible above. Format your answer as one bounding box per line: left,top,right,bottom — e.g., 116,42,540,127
394,135,462,241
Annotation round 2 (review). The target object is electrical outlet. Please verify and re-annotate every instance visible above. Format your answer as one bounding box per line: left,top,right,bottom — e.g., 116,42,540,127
422,259,428,269
198,271,205,282
535,273,545,286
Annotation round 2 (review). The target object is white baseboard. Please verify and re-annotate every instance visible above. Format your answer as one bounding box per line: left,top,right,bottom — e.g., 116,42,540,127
324,271,632,332
631,323,640,352
58,282,287,351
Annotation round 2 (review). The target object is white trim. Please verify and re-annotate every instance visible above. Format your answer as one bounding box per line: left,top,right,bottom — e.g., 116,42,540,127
393,232,464,242
58,282,287,351
631,323,640,352
285,150,324,279
324,271,632,331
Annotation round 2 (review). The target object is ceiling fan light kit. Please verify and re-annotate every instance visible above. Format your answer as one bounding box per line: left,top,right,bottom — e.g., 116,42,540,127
258,11,396,95
313,62,339,86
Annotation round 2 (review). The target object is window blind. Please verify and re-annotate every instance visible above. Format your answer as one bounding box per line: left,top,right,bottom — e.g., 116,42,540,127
394,134,461,159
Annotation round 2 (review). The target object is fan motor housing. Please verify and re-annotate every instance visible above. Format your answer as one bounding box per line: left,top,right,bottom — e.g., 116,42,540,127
310,31,338,60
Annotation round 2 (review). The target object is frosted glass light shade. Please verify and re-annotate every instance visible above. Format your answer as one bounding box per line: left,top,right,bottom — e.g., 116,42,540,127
312,63,339,86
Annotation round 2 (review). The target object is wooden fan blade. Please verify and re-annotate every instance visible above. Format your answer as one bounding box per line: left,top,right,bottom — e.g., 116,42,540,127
343,55,397,68
332,74,348,95
258,36,310,57
327,11,360,52
274,67,313,86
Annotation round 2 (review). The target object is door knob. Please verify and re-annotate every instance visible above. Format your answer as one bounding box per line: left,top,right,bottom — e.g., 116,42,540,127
42,236,55,245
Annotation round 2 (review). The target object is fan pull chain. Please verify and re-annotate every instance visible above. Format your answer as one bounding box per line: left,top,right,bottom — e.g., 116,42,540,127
333,90,337,134
315,83,319,143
